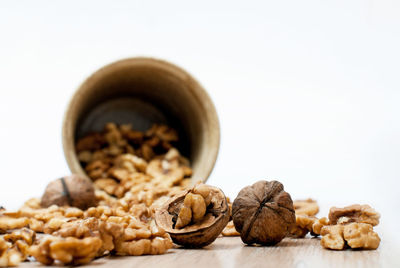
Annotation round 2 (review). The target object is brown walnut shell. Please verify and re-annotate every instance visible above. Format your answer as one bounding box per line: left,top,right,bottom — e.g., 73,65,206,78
40,174,97,210
232,180,295,245
155,185,229,248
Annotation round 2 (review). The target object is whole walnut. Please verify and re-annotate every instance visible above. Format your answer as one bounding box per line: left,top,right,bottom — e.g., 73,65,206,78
232,180,295,245
41,175,97,210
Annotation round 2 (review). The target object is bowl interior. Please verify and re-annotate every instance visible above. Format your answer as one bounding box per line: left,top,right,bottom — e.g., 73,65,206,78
64,58,218,183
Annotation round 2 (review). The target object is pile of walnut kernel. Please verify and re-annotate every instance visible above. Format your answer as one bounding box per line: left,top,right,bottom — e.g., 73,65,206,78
0,123,192,266
290,199,381,250
0,122,382,267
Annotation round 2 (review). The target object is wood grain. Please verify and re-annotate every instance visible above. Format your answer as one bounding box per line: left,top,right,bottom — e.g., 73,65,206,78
19,236,399,268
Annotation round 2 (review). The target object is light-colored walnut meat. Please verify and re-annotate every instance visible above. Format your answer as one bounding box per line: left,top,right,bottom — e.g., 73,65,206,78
29,236,102,265
0,123,194,266
289,214,317,238
146,149,192,189
320,225,345,250
293,199,319,216
289,215,329,238
55,217,124,256
77,123,192,208
329,204,380,226
0,217,29,233
175,193,206,229
4,228,36,246
311,217,329,236
0,237,21,267
0,228,36,266
320,222,380,250
114,220,172,256
343,223,380,250
155,183,230,248
222,221,240,236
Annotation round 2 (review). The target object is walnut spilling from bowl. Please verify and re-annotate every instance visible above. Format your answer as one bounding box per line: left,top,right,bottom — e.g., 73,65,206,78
0,123,194,266
77,123,192,204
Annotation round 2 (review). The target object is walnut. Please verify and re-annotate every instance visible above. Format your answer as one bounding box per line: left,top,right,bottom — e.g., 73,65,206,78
146,148,192,188
329,204,380,226
0,217,29,232
320,222,380,250
232,180,295,245
28,218,45,232
75,133,105,152
293,199,319,216
4,228,36,246
55,217,124,256
120,124,144,143
145,124,178,143
4,228,36,261
29,236,102,265
23,198,41,209
95,189,118,207
222,221,240,236
288,224,309,238
114,220,172,256
40,174,97,210
0,228,36,266
320,225,345,250
86,159,110,179
311,217,329,236
155,183,230,248
289,214,330,238
43,217,73,234
128,204,152,223
114,154,147,173
95,178,120,196
146,160,183,187
343,223,380,249
289,214,317,238
175,193,206,229
0,237,22,267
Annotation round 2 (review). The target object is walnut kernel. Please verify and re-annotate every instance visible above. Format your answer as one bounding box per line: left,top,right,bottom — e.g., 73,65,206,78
329,204,380,226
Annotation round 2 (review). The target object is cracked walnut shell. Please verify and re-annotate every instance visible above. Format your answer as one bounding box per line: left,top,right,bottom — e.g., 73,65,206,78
232,180,295,245
155,184,229,248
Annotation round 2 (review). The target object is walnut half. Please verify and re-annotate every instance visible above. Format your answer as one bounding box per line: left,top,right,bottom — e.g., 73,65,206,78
329,204,380,226
155,183,230,248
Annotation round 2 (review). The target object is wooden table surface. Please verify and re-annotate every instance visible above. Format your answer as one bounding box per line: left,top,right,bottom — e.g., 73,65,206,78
20,235,399,268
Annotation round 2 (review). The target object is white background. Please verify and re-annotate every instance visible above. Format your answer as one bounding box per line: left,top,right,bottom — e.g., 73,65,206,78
0,0,399,244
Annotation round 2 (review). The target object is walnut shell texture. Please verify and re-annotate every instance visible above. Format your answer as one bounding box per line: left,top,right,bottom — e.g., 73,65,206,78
155,184,229,248
232,180,295,245
40,174,97,210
